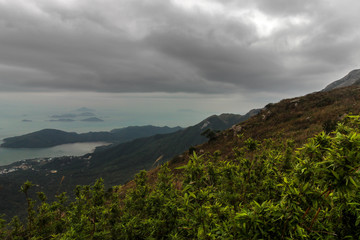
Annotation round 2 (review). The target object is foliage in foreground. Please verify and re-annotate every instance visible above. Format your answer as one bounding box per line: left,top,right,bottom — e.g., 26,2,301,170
2,116,360,239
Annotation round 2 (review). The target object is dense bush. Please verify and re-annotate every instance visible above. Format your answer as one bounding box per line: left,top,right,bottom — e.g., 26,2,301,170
1,115,360,239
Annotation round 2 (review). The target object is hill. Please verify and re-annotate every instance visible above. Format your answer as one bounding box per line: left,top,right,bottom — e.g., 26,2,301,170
87,113,255,184
1,86,360,238
0,126,183,148
0,113,250,219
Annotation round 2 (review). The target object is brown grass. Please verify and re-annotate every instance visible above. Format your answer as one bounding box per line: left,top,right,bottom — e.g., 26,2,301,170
120,85,360,191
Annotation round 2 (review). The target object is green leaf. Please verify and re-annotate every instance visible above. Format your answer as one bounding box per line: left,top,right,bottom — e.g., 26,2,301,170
283,177,288,184
331,170,340,180
356,217,360,226
189,192,197,199
349,176,358,187
303,182,309,191
175,165,187,170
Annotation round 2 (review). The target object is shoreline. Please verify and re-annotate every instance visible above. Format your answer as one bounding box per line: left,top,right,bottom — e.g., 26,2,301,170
0,141,110,167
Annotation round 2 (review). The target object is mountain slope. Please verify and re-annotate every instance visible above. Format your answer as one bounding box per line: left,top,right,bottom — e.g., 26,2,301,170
1,85,359,221
322,69,360,91
3,86,360,238
0,113,252,219
87,113,253,183
142,85,360,187
1,86,360,221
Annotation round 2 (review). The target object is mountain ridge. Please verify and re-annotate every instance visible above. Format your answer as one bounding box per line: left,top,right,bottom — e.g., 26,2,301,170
0,112,253,219
1,125,183,148
2,71,360,237
322,69,360,91
2,86,360,238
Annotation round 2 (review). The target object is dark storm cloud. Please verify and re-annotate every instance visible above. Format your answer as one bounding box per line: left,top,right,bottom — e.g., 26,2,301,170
0,0,360,94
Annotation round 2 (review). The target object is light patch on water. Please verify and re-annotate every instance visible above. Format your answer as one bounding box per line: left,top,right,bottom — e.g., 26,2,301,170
0,142,109,166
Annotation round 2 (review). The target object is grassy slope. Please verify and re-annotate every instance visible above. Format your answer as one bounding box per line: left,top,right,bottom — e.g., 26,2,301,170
3,86,359,239
0,114,243,220
1,86,360,221
138,86,360,188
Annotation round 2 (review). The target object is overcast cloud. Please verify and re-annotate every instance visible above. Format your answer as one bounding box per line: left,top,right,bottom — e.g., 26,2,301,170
0,0,359,96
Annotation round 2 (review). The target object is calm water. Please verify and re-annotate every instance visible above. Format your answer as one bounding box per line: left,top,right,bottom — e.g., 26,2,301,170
0,110,116,166
0,142,109,166
0,107,127,166
0,105,195,166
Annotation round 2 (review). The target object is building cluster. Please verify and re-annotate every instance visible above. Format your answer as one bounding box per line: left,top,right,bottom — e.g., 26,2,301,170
0,162,33,175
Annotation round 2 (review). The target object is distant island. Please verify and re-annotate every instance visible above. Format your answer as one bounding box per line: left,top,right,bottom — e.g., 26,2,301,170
50,114,77,119
0,125,183,148
78,112,95,117
76,107,94,112
47,108,101,122
48,119,75,122
81,117,104,122
21,119,32,122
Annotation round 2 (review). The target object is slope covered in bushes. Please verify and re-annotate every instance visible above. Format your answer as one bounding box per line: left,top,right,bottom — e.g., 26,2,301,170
1,115,360,239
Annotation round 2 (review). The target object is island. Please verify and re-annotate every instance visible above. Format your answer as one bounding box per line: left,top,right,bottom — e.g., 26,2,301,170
81,117,104,122
0,126,183,148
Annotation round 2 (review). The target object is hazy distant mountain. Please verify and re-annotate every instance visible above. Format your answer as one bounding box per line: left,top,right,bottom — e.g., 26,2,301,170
76,107,94,112
48,119,75,122
322,69,360,91
78,112,96,117
48,111,99,123
1,126,183,148
51,114,77,119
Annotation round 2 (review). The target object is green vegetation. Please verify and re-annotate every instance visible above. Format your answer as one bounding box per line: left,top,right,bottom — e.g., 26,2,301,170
0,114,248,219
1,115,360,239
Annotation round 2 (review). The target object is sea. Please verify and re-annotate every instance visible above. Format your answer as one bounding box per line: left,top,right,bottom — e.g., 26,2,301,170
0,110,122,166
0,105,202,166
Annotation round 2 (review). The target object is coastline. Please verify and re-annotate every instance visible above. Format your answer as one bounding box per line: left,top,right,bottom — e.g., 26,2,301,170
0,142,110,167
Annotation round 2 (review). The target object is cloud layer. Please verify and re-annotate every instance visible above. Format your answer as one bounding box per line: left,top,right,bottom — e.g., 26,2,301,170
1,0,360,94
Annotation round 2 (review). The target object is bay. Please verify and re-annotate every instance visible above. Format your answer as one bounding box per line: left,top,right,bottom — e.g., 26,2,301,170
0,142,109,166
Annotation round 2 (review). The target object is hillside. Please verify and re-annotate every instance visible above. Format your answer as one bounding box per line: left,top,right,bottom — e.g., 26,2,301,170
322,69,360,91
113,86,358,193
0,113,249,219
87,113,254,183
1,86,360,238
0,126,183,148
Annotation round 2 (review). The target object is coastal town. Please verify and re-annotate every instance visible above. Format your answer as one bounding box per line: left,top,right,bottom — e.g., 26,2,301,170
0,158,53,175
0,155,92,175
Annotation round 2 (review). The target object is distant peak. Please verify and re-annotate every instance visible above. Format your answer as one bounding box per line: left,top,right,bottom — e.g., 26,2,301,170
323,69,360,91
76,107,95,112
349,69,360,74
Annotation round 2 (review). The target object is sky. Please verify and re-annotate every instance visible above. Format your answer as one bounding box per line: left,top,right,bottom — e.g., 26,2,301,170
1,0,360,128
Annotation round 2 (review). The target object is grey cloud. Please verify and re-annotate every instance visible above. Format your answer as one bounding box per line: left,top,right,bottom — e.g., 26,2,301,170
255,0,316,16
146,31,283,90
0,0,359,95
